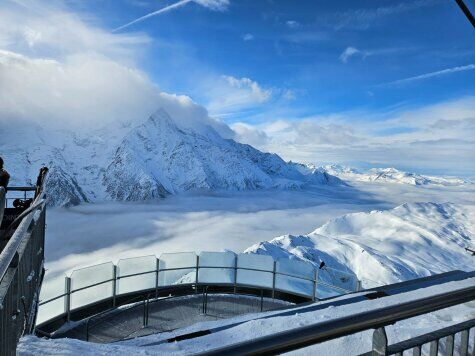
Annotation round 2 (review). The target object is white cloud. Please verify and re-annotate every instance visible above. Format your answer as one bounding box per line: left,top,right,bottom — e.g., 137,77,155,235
232,97,475,176
0,0,231,135
0,0,150,63
206,75,272,115
195,0,229,11
114,0,230,32
242,33,254,41
232,122,269,148
339,47,361,63
383,64,475,86
286,20,300,29
327,0,440,30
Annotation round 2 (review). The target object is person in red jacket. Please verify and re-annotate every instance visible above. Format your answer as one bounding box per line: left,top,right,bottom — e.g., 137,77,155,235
0,157,10,191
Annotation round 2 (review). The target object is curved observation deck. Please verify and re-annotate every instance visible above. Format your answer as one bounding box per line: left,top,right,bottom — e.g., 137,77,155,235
36,251,360,342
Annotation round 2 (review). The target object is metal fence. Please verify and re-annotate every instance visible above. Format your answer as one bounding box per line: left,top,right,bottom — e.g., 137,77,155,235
197,284,475,356
0,179,47,355
0,187,5,227
36,252,359,329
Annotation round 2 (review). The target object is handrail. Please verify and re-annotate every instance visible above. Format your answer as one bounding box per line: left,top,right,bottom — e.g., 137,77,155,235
0,171,47,283
7,186,36,192
0,198,46,283
197,284,475,355
361,318,475,356
0,187,5,223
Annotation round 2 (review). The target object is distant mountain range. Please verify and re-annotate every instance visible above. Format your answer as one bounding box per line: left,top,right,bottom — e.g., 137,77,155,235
1,109,343,206
316,164,470,187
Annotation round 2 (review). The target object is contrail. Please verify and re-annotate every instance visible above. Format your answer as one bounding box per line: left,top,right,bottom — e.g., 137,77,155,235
384,64,475,86
113,0,193,32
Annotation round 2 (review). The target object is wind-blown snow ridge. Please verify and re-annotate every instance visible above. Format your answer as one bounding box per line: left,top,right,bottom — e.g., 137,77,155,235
0,108,344,206
246,202,475,288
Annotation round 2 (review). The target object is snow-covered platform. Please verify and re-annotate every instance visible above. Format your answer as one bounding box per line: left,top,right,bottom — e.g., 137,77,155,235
51,294,290,343
24,270,475,355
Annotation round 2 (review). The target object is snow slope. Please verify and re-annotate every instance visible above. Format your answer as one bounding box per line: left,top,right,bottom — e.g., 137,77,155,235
319,164,469,186
0,109,343,206
246,202,475,287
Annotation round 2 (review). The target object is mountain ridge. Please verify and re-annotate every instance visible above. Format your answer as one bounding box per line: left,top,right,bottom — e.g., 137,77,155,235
1,109,344,206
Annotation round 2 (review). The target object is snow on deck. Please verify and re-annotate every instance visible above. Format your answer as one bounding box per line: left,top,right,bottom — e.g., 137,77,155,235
19,276,475,355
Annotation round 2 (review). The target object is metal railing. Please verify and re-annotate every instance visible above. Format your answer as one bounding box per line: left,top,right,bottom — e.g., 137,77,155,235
36,252,360,331
0,169,48,356
0,187,5,225
3,186,36,209
197,284,475,355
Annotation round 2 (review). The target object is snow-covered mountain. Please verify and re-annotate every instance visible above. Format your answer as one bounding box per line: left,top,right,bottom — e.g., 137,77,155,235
1,109,343,206
246,202,475,288
318,164,469,186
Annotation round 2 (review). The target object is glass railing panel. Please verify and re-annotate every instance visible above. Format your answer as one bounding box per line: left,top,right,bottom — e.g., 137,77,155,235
70,262,114,310
158,252,197,286
198,251,235,284
275,274,314,298
236,253,274,288
36,297,64,325
276,258,314,280
316,282,346,299
37,274,65,325
237,253,274,271
117,255,156,295
236,269,273,289
199,251,236,267
318,266,357,292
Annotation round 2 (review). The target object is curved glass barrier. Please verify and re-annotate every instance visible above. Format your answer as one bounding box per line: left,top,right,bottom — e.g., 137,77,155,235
37,251,360,327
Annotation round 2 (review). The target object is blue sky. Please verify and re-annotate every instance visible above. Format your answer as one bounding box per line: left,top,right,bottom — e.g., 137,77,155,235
1,0,474,176
79,0,475,122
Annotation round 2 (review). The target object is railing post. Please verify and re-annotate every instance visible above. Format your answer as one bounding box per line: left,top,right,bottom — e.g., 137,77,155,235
460,329,469,356
413,345,421,356
313,269,318,301
372,327,388,356
155,258,160,299
195,255,199,294
233,255,238,294
445,334,454,356
272,261,276,300
429,340,438,356
112,264,117,307
64,277,71,322
142,298,147,327
260,289,264,312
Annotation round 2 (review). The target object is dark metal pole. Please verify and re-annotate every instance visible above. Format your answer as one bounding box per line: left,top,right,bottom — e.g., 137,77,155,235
454,0,475,28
